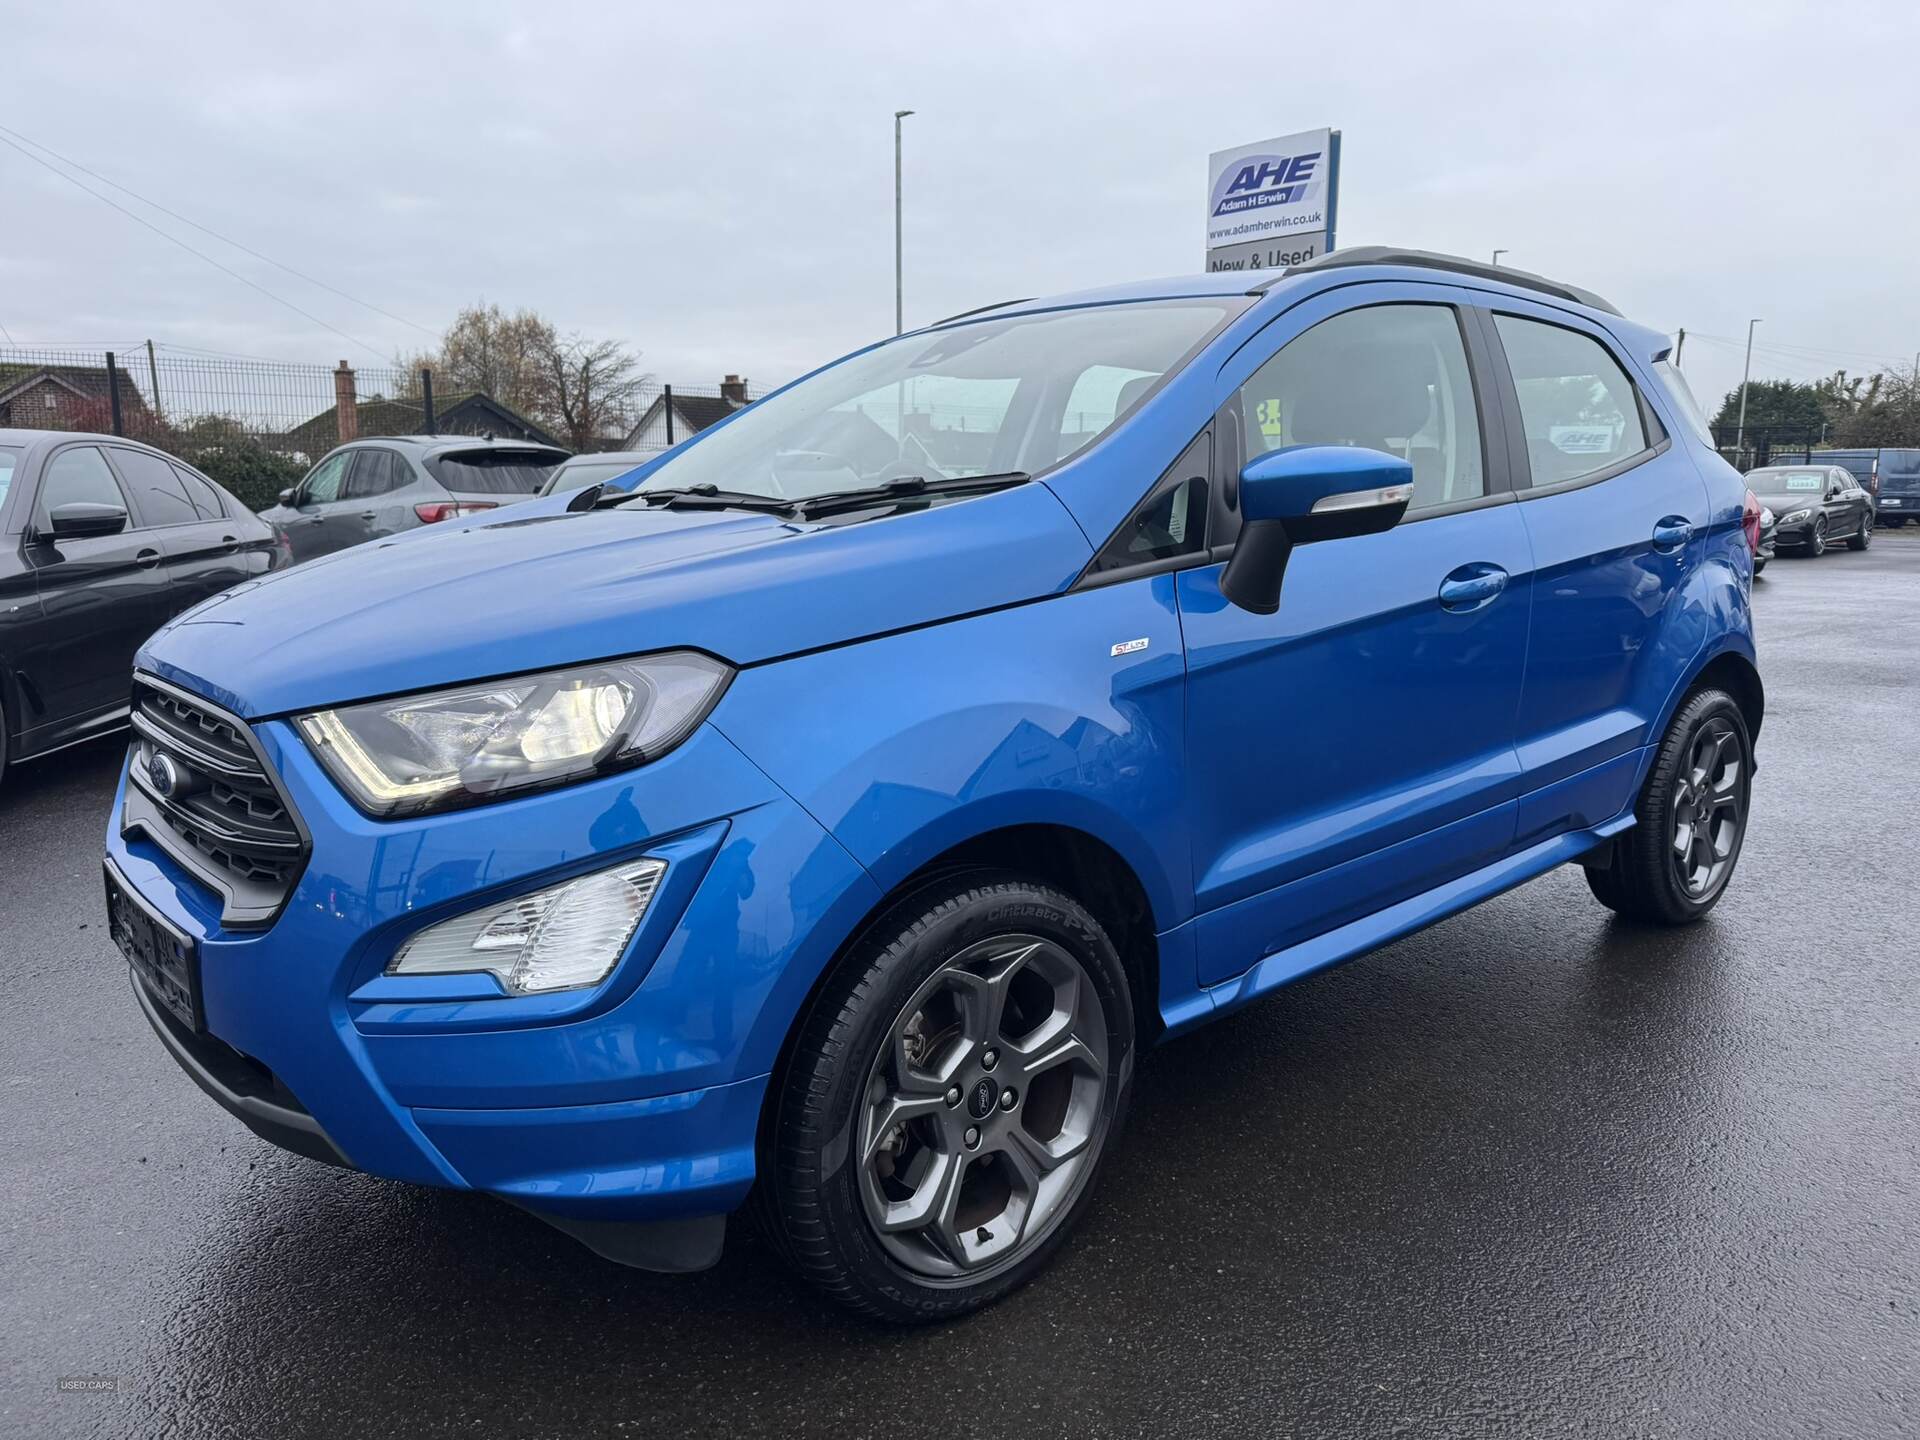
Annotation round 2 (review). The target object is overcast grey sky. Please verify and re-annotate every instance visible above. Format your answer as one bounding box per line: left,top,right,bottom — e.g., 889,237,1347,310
4,0,1917,414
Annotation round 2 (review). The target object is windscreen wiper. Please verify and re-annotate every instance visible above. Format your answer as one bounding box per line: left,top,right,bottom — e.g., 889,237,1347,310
794,471,1030,519
580,483,797,516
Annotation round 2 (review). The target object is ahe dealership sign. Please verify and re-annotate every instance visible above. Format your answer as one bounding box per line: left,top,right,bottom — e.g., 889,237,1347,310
1206,127,1341,272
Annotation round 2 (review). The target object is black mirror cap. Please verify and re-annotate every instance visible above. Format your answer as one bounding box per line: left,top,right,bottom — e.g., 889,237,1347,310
46,501,130,539
1219,493,1411,615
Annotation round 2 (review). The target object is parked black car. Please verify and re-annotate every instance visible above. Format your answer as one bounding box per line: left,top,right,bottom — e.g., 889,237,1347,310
0,430,278,788
1745,464,1872,556
260,436,568,565
1755,503,1776,574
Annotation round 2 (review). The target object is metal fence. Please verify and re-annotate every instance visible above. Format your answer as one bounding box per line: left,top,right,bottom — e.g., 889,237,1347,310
1707,422,1832,473
0,344,764,509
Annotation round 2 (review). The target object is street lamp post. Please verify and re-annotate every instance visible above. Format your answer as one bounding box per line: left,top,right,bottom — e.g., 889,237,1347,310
894,109,914,335
1733,318,1761,465
1491,249,1508,266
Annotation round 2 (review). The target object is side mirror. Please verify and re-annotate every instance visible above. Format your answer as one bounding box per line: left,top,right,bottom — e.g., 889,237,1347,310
46,501,130,539
1221,446,1413,615
278,488,297,506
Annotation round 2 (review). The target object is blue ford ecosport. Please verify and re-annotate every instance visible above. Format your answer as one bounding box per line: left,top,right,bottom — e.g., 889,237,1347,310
105,248,1762,1322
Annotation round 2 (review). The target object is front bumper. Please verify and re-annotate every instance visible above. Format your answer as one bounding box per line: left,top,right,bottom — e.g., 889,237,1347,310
106,706,882,1247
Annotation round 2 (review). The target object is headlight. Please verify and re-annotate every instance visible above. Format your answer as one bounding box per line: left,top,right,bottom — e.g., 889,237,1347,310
1780,508,1811,524
1759,507,1774,524
390,858,666,994
297,651,731,817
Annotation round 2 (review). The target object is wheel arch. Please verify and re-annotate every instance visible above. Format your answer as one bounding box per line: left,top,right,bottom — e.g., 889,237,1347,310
754,820,1165,1179
1667,643,1765,750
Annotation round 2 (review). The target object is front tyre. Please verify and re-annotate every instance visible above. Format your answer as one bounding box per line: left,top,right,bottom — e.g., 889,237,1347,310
1585,687,1752,924
764,874,1134,1323
1848,516,1872,550
1807,516,1828,556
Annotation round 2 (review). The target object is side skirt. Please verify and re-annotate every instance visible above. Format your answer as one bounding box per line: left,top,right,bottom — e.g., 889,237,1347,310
1157,810,1638,1038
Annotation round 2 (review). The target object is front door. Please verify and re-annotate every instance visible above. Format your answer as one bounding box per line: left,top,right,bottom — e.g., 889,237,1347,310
283,450,354,563
20,444,174,735
1178,289,1533,989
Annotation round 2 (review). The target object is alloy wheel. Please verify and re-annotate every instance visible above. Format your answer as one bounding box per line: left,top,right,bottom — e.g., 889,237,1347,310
1670,719,1744,901
858,934,1111,1280
1810,517,1827,555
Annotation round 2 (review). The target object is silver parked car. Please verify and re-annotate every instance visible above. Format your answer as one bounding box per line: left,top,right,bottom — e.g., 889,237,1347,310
261,436,569,564
535,450,654,498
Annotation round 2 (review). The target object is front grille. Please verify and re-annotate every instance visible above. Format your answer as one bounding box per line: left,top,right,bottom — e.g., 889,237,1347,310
124,676,309,929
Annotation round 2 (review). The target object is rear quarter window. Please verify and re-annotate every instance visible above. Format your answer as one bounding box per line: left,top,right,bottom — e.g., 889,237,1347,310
1652,360,1713,448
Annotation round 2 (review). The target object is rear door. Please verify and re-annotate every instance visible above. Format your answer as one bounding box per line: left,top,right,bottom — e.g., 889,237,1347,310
1834,466,1871,534
1483,302,1711,843
1178,285,1533,988
103,446,253,617
334,447,412,549
166,458,264,609
20,443,174,733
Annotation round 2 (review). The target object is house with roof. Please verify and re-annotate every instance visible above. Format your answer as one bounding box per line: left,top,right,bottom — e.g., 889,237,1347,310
278,389,558,461
624,375,755,449
0,362,153,430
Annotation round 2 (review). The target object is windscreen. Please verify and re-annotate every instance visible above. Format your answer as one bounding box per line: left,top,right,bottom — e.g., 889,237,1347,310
624,300,1235,502
1749,470,1827,499
429,450,564,495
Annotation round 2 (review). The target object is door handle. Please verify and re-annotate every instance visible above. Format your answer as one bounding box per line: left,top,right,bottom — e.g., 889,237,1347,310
1652,516,1694,551
134,548,161,569
358,511,378,522
303,515,325,525
1438,562,1508,612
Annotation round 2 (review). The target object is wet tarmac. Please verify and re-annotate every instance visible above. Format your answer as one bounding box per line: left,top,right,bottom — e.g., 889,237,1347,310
3,537,1916,1437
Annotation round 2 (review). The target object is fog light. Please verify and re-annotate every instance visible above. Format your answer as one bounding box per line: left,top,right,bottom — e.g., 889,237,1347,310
389,859,666,994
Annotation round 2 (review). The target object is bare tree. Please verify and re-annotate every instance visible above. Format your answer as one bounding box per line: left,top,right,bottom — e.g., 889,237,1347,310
399,303,557,422
532,331,648,451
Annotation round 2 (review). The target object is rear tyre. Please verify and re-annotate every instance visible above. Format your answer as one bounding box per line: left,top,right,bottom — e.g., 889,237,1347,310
1585,687,1751,925
1847,517,1872,550
763,873,1135,1323
1806,517,1827,556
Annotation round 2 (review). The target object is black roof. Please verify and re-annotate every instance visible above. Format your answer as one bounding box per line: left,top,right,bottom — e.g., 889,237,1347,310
671,394,742,432
1262,246,1621,316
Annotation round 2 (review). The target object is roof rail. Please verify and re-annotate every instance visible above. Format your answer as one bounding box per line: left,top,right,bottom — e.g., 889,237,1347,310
1251,246,1621,316
932,297,1035,326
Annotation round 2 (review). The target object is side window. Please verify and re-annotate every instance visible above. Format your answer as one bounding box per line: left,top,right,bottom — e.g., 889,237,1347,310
1493,315,1648,487
343,450,388,499
1090,431,1211,574
1652,359,1712,447
110,448,199,526
300,452,351,505
36,446,131,528
170,463,227,520
371,450,410,493
1238,303,1485,511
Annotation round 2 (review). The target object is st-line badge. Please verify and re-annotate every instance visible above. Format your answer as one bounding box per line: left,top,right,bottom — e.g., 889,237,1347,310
1110,638,1149,657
